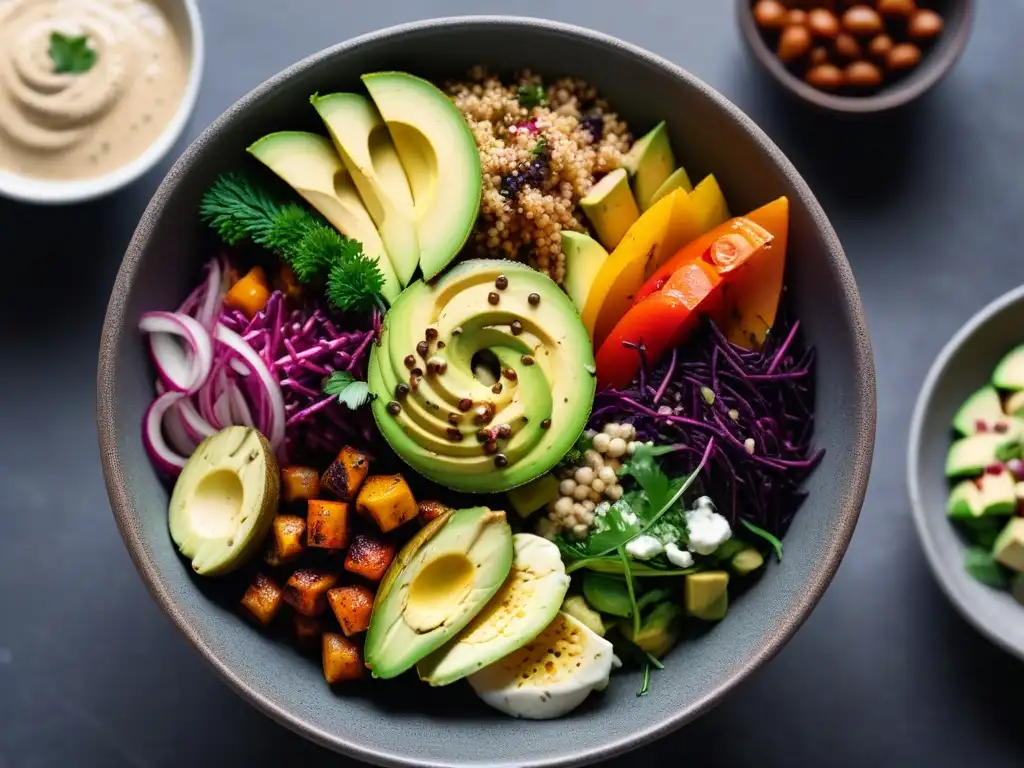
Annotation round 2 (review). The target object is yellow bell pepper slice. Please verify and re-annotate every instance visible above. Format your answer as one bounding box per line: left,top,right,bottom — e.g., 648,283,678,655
581,188,701,347
690,174,731,234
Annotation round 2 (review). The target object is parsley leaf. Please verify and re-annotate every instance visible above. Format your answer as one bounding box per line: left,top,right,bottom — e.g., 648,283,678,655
740,519,784,563
322,371,372,410
49,33,98,75
517,83,546,109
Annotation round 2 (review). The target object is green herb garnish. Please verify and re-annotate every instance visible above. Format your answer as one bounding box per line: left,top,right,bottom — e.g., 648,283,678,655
638,663,651,697
964,546,1009,589
517,83,546,109
618,546,641,637
531,136,547,157
49,32,97,75
322,371,373,410
740,519,784,563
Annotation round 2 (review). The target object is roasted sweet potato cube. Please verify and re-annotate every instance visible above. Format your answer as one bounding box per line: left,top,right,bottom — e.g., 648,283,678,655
322,632,364,684
328,585,375,636
282,568,338,617
240,573,283,626
356,474,418,533
417,500,452,526
344,534,396,583
321,446,371,501
264,514,306,566
292,612,323,650
307,500,350,550
281,466,320,503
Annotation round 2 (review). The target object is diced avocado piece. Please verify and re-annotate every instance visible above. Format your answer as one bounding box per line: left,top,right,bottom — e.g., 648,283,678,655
362,72,482,281
418,534,569,686
979,470,1017,517
580,168,640,251
247,131,401,303
311,93,420,286
1012,573,1024,604
648,167,694,208
946,433,1020,478
712,538,746,561
689,174,731,234
730,547,765,576
953,386,1005,436
993,345,1024,391
617,602,682,658
582,572,633,618
561,231,609,314
506,474,560,518
1006,390,1024,417
993,517,1024,573
168,426,280,576
623,122,675,211
365,507,513,679
560,595,606,637
685,570,730,621
947,479,983,521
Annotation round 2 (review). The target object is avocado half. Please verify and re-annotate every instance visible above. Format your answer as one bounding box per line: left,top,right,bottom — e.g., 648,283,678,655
364,507,513,680
367,259,596,493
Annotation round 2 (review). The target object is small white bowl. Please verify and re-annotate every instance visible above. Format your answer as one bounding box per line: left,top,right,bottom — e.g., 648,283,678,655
0,0,204,206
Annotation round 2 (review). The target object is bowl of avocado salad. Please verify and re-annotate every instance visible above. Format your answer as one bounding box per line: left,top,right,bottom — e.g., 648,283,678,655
909,285,1024,663
98,16,874,767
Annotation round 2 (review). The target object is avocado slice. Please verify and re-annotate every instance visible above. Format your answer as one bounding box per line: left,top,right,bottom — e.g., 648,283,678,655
623,122,675,211
365,507,513,679
947,479,984,523
1006,390,1024,417
561,231,609,314
648,167,694,208
506,473,560,518
168,426,280,576
685,570,730,621
311,93,420,286
730,546,765,576
367,259,595,493
247,131,401,303
979,470,1017,517
617,602,683,658
953,386,1005,436
689,174,731,234
580,168,640,251
418,533,570,686
362,72,481,281
993,517,1024,573
560,595,606,637
946,433,1021,478
1012,573,1024,604
994,345,1024,391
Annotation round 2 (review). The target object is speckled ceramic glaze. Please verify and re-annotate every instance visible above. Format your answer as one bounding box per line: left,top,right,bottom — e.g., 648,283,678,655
97,17,876,767
909,286,1024,662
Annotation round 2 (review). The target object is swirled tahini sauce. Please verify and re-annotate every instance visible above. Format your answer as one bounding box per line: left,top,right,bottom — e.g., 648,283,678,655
0,0,189,181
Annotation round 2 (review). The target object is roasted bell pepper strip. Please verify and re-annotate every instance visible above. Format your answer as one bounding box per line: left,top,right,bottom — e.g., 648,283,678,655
633,197,789,348
225,266,271,318
595,260,724,390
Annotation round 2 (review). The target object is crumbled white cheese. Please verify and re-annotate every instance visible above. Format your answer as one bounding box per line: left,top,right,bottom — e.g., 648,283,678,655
664,542,694,568
624,535,664,560
684,504,732,555
620,508,638,526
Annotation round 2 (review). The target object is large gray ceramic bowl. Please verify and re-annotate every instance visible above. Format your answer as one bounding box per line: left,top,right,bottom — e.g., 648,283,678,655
97,16,876,768
908,286,1024,661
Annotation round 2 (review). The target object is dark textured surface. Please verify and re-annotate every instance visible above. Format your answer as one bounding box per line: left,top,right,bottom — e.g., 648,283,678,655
0,2,1021,767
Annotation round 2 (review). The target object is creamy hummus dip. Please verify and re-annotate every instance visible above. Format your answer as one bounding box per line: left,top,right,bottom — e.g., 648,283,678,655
0,0,189,181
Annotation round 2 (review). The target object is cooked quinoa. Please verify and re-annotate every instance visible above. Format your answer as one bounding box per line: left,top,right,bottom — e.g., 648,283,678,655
447,68,633,284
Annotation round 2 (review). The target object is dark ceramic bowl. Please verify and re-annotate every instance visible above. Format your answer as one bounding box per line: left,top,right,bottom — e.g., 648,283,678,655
737,0,974,114
97,17,876,767
908,286,1024,661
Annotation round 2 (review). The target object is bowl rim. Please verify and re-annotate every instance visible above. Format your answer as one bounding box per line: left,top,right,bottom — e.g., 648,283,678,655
907,284,1024,661
97,15,876,767
735,0,975,114
0,0,206,206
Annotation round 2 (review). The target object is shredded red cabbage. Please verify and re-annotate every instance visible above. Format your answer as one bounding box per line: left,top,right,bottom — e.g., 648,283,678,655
589,307,823,538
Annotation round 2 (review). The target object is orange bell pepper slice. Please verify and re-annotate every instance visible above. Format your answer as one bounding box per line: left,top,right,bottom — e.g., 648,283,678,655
595,261,724,390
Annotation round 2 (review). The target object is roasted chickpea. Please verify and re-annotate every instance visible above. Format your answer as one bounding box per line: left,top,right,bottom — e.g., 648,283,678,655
810,46,831,66
808,8,841,39
805,63,845,90
842,5,884,36
834,32,863,60
778,24,813,63
908,9,944,40
876,0,917,18
753,0,789,30
844,60,884,87
867,33,895,60
887,42,922,71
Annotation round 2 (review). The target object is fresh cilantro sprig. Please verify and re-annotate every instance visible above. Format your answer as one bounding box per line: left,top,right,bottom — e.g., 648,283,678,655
49,33,97,75
322,371,373,410
517,83,546,109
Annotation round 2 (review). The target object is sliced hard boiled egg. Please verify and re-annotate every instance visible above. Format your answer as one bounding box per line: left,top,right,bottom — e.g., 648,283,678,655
467,611,615,719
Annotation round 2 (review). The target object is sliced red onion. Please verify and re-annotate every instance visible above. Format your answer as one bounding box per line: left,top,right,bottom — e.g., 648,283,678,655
178,398,217,444
227,382,255,427
143,391,189,474
196,259,223,330
215,323,286,451
139,311,214,395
